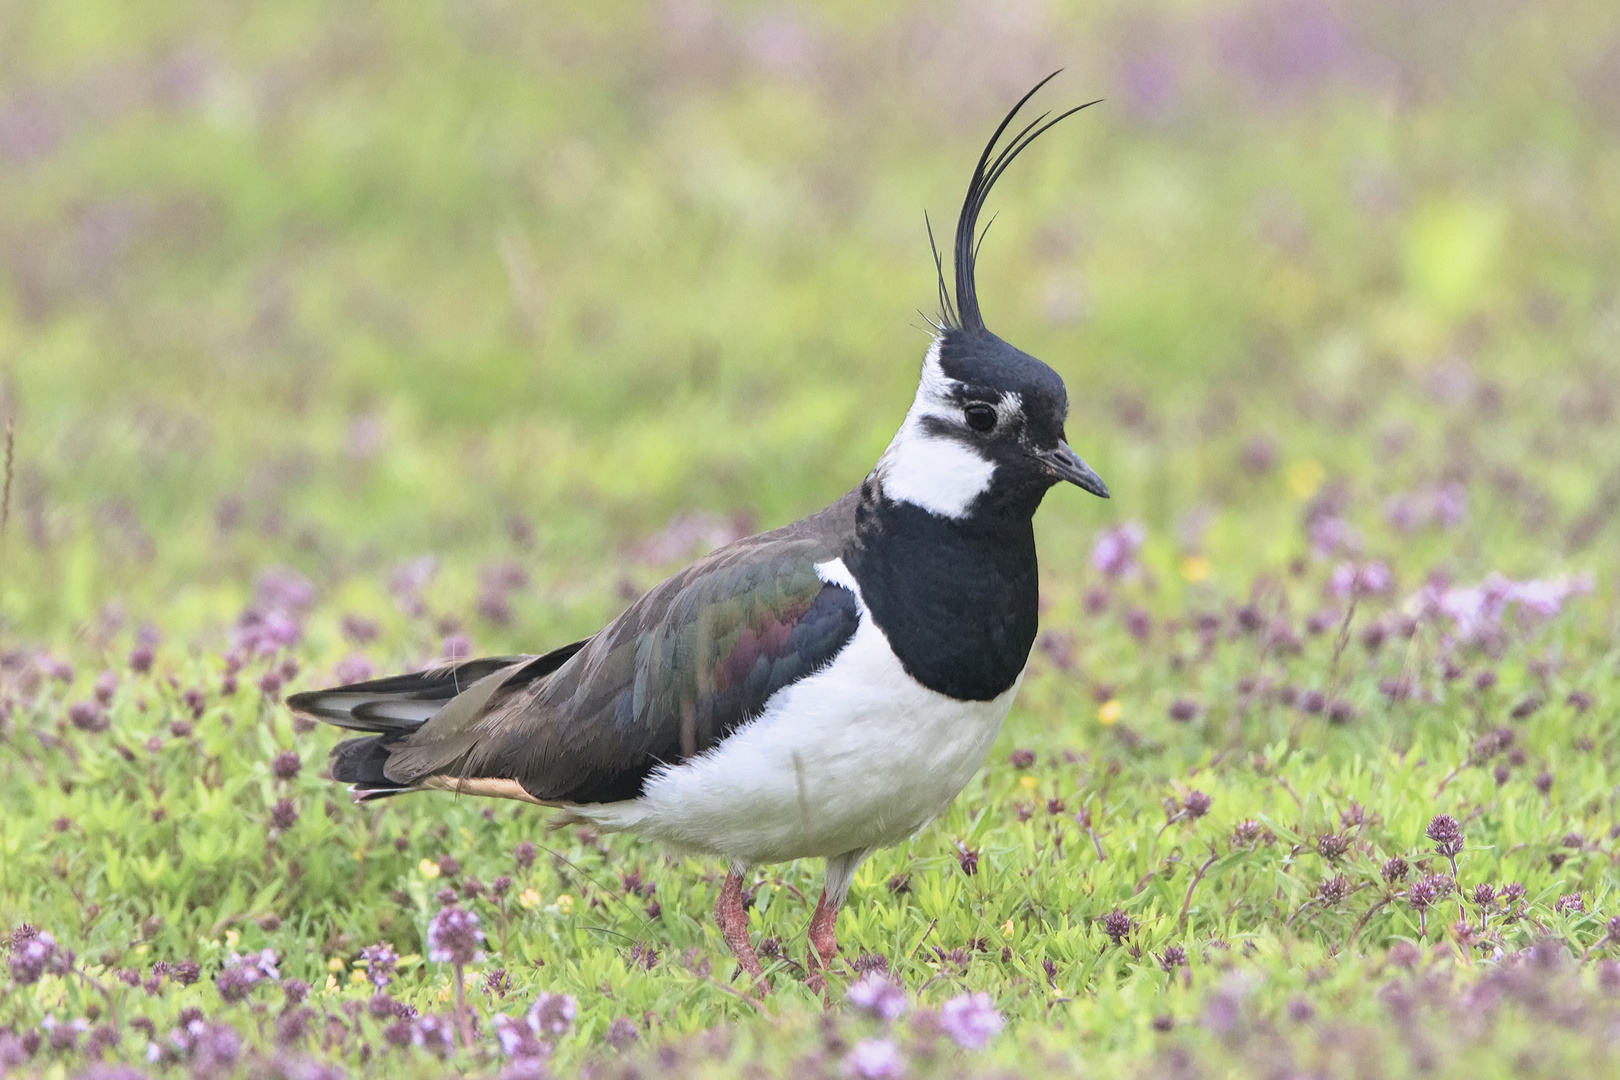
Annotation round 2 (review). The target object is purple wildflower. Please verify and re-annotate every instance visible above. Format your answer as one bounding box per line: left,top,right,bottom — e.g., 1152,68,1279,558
428,906,484,965
605,1016,639,1049
9,930,62,985
957,845,979,876
1319,875,1350,905
1556,893,1586,915
413,1014,455,1055
492,1014,549,1059
93,671,118,705
269,799,298,834
271,751,301,781
847,974,909,1021
1009,748,1035,768
216,949,279,1002
514,841,536,869
1159,946,1188,973
939,992,1003,1050
1316,833,1349,860
1407,873,1453,913
333,654,374,684
527,992,577,1036
1091,522,1145,579
1308,516,1360,558
844,1038,906,1078
1426,814,1464,858
1103,909,1134,944
1241,435,1277,473
1328,560,1393,598
361,943,399,987
68,701,109,733
1167,698,1199,722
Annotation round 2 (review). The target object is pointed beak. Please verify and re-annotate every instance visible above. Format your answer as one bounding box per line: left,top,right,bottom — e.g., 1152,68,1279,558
1038,441,1110,498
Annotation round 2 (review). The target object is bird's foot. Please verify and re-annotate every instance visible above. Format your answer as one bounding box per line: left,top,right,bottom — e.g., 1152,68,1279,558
715,866,769,996
804,888,841,1004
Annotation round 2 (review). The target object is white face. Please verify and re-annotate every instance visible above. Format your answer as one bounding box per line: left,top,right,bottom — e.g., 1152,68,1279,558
874,340,1020,520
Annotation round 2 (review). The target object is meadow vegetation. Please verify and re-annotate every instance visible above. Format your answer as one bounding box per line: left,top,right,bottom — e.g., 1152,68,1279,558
3,1,1620,1077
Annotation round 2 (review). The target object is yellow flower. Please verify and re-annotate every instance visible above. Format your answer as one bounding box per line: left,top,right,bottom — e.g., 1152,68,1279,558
1018,775,1038,790
1098,700,1122,726
1287,460,1324,500
328,956,345,972
1001,919,1015,936
323,974,339,994
225,929,240,949
135,944,147,956
349,968,369,984
419,859,441,879
1180,555,1211,583
519,888,541,909
555,894,575,915
437,982,453,1002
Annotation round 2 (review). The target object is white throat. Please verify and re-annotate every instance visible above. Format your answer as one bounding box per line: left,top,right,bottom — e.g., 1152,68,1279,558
874,340,997,520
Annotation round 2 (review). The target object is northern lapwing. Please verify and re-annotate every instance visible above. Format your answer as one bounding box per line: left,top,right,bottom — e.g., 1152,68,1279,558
289,73,1109,995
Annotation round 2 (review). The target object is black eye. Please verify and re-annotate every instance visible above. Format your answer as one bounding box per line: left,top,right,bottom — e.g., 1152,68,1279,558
964,403,997,432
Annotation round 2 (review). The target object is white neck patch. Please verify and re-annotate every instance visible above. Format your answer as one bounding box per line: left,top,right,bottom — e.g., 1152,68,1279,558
874,340,999,520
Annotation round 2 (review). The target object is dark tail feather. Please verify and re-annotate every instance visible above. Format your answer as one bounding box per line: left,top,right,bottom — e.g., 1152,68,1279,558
286,655,539,733
330,734,421,800
289,641,592,801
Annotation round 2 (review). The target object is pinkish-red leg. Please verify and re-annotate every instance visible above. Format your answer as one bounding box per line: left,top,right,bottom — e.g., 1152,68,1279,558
715,866,767,993
804,888,841,997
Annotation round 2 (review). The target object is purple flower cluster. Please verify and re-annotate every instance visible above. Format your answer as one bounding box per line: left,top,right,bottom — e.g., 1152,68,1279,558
428,905,485,965
10,928,71,985
847,974,909,1021
492,992,577,1058
1090,522,1145,579
1384,483,1468,532
939,992,1003,1049
1328,560,1392,598
1307,515,1360,559
844,1037,905,1078
1426,814,1464,858
216,949,279,1003
170,1016,242,1075
233,567,317,656
360,943,399,987
1407,873,1455,913
1420,573,1592,645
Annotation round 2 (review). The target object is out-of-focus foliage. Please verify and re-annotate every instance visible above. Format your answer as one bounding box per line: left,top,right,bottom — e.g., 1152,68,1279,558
2,1,1620,1077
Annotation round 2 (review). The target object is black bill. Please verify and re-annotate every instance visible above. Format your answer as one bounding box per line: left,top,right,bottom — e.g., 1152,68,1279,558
1037,441,1109,498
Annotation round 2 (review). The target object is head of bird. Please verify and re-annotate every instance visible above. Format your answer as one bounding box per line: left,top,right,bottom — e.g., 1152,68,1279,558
876,74,1108,523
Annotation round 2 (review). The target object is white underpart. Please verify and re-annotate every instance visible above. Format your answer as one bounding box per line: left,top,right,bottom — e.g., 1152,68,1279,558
569,558,1022,896
873,340,1010,520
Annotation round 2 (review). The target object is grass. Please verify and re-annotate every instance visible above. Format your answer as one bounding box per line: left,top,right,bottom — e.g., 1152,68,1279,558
3,0,1620,1076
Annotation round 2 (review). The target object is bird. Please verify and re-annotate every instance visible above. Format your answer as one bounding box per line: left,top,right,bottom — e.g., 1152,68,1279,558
288,73,1109,996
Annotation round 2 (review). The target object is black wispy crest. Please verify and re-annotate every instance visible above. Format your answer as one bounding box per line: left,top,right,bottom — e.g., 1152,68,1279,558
936,72,1101,335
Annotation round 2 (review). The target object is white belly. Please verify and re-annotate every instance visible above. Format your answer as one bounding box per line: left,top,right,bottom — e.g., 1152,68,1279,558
570,558,1021,864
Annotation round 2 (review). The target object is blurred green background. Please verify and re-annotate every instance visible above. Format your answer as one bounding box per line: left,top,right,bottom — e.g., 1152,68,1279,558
2,0,1617,655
